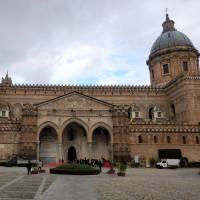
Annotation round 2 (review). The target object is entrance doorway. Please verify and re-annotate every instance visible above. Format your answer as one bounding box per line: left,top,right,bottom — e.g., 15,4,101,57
68,146,77,161
63,122,89,160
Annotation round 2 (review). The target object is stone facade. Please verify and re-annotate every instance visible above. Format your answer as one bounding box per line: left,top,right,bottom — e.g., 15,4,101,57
0,15,200,163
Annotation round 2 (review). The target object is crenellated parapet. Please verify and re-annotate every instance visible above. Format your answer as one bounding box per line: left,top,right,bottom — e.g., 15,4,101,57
0,83,165,97
8,83,163,90
1,74,200,97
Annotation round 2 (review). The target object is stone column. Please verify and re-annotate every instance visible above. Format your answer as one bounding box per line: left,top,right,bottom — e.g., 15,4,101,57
110,143,114,162
58,143,63,162
36,141,40,161
88,142,92,159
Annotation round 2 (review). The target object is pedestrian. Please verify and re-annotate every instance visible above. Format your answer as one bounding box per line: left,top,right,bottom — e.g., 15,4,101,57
26,160,32,175
134,155,139,167
98,159,102,172
38,160,42,171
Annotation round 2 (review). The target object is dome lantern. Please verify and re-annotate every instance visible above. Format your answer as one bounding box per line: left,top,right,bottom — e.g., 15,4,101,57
162,14,176,33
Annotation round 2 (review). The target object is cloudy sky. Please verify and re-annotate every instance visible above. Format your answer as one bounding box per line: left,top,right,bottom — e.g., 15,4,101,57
0,0,199,85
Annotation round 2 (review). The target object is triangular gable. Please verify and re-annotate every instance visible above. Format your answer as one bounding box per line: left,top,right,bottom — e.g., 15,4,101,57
35,91,113,110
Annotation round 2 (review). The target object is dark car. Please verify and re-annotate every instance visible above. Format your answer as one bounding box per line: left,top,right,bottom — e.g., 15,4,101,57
5,157,17,167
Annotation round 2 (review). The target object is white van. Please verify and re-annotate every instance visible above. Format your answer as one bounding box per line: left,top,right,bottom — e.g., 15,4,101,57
156,159,180,168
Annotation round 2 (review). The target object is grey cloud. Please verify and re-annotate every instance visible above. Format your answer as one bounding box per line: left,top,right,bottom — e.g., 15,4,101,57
0,0,199,85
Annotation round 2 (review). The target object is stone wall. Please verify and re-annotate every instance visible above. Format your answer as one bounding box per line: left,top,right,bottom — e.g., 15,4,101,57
0,120,21,159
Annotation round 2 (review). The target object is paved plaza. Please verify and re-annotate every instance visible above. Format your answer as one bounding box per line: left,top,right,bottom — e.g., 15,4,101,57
0,167,199,200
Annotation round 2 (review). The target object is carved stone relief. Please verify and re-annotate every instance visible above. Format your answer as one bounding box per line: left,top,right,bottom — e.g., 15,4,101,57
38,93,112,111
11,103,22,120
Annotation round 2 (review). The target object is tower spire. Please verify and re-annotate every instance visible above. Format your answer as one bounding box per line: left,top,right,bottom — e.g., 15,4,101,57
165,8,170,21
1,71,12,86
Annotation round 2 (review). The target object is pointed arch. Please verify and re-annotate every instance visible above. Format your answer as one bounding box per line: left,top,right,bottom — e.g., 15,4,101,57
61,118,89,141
90,122,113,144
37,121,59,141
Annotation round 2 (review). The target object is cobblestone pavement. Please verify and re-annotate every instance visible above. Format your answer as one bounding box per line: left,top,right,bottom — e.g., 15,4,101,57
0,167,199,200
92,168,200,200
0,167,55,200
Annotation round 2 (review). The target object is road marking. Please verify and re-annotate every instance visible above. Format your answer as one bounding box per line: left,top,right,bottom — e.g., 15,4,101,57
0,175,25,191
34,176,47,200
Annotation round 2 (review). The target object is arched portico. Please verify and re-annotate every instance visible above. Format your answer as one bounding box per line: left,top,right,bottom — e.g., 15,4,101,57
62,121,89,161
37,119,113,162
91,123,113,160
61,118,89,142
39,125,59,164
37,121,59,141
90,122,113,144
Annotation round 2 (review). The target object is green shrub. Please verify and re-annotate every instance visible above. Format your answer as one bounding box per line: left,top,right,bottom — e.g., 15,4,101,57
149,158,156,166
107,168,115,174
56,164,95,170
117,162,127,172
50,164,100,175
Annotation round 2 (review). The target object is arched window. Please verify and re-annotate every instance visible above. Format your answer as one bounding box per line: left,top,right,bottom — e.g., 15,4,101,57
128,107,131,119
163,63,170,74
167,136,171,144
182,61,188,72
138,135,142,143
170,104,176,119
0,104,9,118
182,136,186,144
196,136,199,144
149,107,153,120
154,136,158,143
151,69,154,80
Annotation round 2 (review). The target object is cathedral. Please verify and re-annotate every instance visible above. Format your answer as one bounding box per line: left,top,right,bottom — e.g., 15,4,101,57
0,14,200,164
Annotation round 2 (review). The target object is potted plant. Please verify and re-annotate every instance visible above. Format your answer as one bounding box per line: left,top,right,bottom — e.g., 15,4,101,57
149,157,156,167
117,162,127,176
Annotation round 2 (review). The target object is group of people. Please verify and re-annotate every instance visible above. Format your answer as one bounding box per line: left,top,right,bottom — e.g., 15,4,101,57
26,158,106,175
73,158,103,171
26,160,43,175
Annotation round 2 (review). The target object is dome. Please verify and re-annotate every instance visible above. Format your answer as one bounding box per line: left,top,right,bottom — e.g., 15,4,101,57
150,31,194,54
150,14,196,55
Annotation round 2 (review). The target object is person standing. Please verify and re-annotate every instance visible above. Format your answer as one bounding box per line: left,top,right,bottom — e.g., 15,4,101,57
98,159,102,172
26,160,32,175
38,160,42,171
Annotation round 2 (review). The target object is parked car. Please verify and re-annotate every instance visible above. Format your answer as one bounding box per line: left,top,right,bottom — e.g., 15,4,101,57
17,159,38,167
5,157,38,167
156,159,180,169
5,157,17,167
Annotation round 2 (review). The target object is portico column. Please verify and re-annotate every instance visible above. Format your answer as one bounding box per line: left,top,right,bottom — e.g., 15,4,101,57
110,143,114,162
36,141,40,161
88,142,92,159
58,143,63,162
